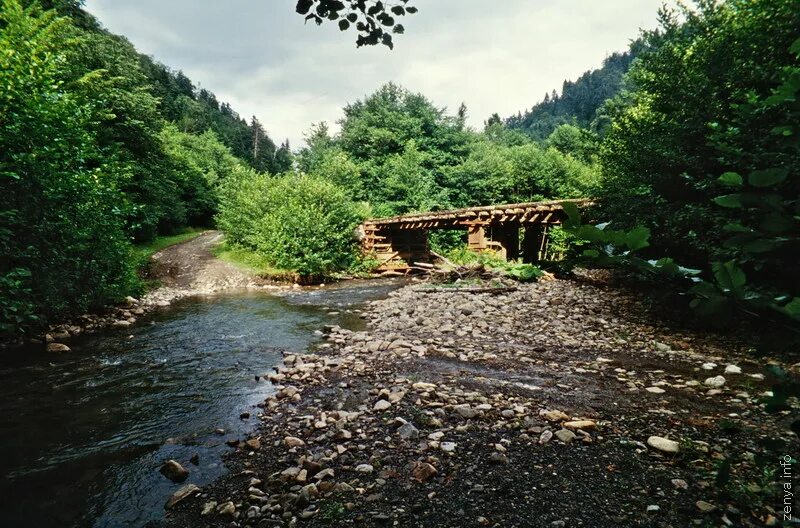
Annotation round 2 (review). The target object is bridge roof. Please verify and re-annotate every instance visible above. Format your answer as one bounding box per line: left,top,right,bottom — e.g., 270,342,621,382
364,198,589,228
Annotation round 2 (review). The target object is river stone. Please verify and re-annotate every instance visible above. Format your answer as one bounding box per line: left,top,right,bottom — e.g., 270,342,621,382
160,459,189,482
647,436,680,454
542,410,570,422
671,478,689,490
200,501,217,516
397,422,419,440
563,420,596,431
165,484,199,509
46,343,71,353
554,429,576,443
245,438,261,450
356,464,374,473
645,386,666,394
724,364,742,374
695,500,716,513
217,501,235,516
373,399,391,411
440,441,457,453
489,452,509,464
284,436,306,447
411,461,438,482
453,404,478,419
704,375,726,388
388,390,406,403
539,430,554,444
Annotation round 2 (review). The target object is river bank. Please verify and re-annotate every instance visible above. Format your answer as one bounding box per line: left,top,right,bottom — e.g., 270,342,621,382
166,270,797,528
0,279,401,527
30,231,282,352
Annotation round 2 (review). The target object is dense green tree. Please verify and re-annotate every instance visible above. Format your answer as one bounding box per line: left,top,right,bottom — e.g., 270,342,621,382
545,124,599,163
160,125,242,226
0,0,138,337
337,82,472,212
445,138,598,207
598,0,800,278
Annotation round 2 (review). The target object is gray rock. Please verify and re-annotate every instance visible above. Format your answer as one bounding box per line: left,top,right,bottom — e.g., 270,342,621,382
373,399,391,411
539,430,553,444
489,452,509,464
554,429,576,443
453,404,479,419
704,375,726,388
397,422,419,440
647,436,680,454
165,484,199,509
695,500,716,513
159,459,189,482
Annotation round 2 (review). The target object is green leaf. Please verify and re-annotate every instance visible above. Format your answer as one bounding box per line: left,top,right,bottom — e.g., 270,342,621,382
561,201,581,227
783,298,800,318
718,172,742,187
712,261,746,296
791,37,800,55
748,168,788,188
296,0,314,15
722,222,750,233
713,194,742,208
624,226,650,252
338,19,350,30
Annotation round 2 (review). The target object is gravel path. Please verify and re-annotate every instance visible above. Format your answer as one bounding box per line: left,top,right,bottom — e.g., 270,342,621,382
164,271,798,528
142,230,275,307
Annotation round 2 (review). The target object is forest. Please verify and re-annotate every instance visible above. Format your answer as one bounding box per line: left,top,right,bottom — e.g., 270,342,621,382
1,0,799,339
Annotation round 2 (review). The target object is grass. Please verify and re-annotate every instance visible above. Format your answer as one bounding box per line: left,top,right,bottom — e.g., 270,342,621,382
211,241,295,281
134,228,205,261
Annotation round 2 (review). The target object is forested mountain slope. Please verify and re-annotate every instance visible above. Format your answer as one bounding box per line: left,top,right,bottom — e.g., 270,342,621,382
34,0,291,174
505,47,639,139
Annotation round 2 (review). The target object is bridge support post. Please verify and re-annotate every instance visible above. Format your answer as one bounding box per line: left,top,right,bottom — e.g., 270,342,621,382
467,224,487,252
522,225,545,262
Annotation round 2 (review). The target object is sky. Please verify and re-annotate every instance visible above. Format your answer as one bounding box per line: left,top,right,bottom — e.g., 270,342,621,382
84,0,672,147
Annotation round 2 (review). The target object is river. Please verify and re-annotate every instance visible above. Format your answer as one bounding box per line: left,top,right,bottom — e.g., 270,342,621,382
0,280,399,527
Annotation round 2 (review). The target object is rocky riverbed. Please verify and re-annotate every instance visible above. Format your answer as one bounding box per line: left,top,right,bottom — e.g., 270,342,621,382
166,271,798,528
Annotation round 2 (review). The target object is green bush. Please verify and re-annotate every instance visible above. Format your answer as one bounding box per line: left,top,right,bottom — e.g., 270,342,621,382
445,248,544,283
217,172,366,278
0,0,140,337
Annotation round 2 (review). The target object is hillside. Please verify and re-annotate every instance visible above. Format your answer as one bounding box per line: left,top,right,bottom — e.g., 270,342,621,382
505,47,639,140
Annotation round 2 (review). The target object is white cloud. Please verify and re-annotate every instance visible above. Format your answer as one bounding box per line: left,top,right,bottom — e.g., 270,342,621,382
84,0,672,147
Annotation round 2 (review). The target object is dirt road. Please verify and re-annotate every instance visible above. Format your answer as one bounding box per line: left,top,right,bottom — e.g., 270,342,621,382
143,230,272,307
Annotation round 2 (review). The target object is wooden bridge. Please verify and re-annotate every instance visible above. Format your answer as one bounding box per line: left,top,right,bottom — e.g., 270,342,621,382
361,199,590,271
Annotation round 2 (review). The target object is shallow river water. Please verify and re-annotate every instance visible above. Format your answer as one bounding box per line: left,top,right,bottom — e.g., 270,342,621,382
0,280,399,527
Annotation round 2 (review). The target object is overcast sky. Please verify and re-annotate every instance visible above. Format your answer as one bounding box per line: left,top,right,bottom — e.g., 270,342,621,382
84,0,671,147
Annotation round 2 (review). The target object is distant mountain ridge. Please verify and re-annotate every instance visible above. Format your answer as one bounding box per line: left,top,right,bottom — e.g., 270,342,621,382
505,45,640,140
